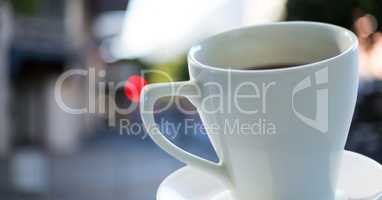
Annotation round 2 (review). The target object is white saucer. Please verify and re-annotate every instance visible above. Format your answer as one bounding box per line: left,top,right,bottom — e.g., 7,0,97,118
157,151,382,200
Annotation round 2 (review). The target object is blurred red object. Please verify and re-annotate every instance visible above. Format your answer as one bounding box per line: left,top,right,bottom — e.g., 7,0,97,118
125,75,147,103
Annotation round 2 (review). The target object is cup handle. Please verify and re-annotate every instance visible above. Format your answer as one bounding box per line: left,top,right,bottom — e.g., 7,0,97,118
140,81,228,182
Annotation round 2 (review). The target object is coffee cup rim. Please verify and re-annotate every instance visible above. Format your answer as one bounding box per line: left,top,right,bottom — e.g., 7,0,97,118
188,21,359,73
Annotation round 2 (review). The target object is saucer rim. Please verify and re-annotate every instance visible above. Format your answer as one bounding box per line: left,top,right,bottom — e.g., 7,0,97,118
157,150,382,200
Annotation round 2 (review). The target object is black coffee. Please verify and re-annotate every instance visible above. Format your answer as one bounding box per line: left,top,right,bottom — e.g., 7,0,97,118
242,63,306,70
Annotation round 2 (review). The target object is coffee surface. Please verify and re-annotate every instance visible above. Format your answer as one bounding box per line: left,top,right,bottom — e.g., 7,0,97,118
242,63,306,70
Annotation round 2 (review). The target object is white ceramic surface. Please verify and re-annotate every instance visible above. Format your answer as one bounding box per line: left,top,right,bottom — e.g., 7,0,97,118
157,151,382,200
141,22,361,200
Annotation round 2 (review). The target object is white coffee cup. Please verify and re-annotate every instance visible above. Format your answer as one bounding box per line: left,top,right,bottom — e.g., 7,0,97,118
140,22,359,200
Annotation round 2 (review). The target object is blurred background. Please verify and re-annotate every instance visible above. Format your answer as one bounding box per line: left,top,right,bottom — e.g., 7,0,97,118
0,0,382,199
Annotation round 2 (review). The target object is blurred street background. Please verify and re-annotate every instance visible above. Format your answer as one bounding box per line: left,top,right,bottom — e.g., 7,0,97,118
0,0,382,199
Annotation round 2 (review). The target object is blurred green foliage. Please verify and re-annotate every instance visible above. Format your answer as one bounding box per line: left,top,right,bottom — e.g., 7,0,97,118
126,57,189,84
11,0,40,15
144,57,189,83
